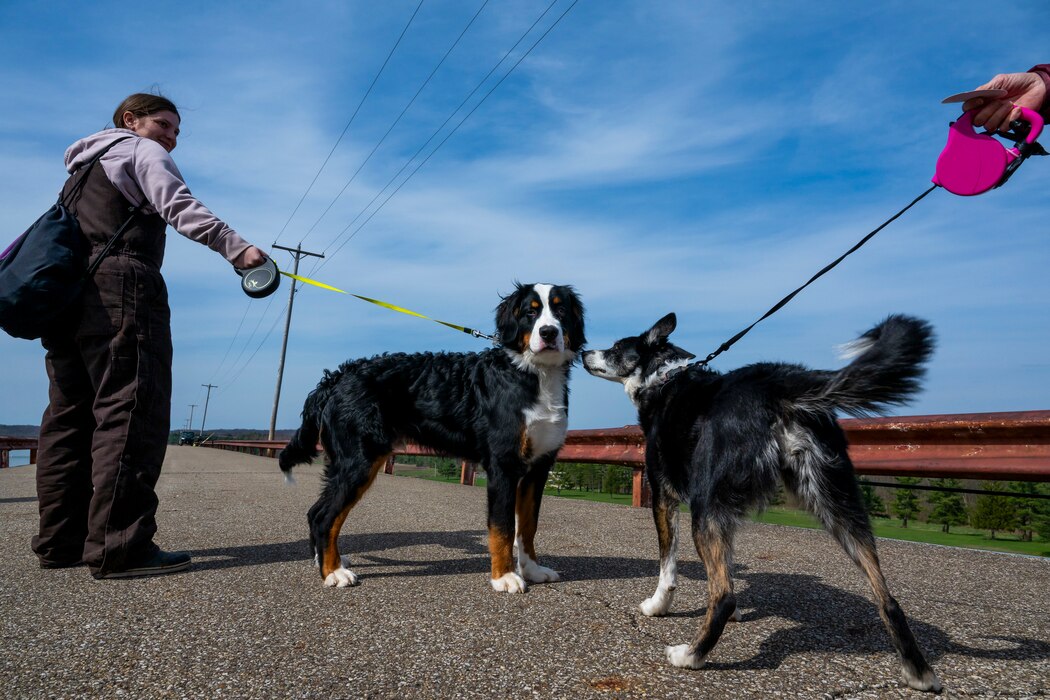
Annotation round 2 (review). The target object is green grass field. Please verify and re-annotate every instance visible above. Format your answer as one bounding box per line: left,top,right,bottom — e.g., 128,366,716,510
393,465,1049,558
752,507,1050,557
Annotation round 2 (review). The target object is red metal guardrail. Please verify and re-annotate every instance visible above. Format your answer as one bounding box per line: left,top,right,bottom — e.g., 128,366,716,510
8,411,1048,507
0,437,38,470
191,410,1050,508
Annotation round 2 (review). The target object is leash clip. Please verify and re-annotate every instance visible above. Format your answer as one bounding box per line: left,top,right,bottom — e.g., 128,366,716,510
470,328,500,345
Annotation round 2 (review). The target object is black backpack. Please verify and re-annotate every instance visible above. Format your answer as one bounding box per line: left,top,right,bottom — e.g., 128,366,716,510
0,137,139,340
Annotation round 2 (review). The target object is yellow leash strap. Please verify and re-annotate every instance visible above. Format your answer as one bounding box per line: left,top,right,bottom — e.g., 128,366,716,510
280,270,348,294
280,271,498,343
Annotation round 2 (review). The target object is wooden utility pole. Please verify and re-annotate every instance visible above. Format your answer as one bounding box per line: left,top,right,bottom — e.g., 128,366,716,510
200,385,217,436
269,243,325,441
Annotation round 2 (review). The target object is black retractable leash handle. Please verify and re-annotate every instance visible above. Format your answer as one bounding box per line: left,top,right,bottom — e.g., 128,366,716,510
235,256,281,298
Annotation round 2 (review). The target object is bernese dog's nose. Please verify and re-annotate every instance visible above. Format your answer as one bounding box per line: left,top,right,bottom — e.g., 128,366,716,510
539,325,559,344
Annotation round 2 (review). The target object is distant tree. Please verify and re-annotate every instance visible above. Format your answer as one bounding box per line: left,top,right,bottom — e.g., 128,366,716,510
926,479,968,533
970,482,1018,539
436,458,459,480
602,465,632,495
860,483,888,518
1034,504,1050,543
1006,481,1050,542
559,463,595,491
584,463,601,492
891,477,923,528
548,464,568,494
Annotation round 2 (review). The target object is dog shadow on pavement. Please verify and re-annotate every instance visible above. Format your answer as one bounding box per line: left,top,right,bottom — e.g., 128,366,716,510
674,570,1050,670
186,530,1049,669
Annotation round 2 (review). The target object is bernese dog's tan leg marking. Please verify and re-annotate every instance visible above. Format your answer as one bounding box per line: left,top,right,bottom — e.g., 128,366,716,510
514,478,560,584
489,526,526,592
515,481,538,561
518,426,531,462
321,454,388,586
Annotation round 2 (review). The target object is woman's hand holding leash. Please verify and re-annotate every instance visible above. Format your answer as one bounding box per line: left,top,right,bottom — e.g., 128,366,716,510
233,245,267,269
962,71,1047,133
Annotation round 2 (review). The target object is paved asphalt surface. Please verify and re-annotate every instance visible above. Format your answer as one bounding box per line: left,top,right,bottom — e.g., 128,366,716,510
1,447,1048,699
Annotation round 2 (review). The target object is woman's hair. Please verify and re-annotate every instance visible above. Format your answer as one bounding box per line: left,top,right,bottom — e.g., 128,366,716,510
112,93,180,129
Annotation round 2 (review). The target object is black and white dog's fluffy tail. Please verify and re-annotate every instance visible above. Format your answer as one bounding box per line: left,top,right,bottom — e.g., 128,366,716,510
802,314,934,417
278,368,343,480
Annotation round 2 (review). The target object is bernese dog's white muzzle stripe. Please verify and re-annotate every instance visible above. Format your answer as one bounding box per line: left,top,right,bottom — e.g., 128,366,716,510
529,283,564,354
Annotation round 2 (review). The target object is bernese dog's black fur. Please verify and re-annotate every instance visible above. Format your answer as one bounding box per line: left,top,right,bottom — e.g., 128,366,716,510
279,283,585,593
583,313,941,693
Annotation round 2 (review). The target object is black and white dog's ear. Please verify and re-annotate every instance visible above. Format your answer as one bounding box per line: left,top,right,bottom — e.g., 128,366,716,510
645,313,677,345
495,283,526,347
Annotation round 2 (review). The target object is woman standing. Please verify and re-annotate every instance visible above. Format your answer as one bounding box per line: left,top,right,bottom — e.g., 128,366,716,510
32,93,266,579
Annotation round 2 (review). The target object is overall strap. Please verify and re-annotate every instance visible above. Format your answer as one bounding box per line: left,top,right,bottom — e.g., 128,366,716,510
59,135,134,210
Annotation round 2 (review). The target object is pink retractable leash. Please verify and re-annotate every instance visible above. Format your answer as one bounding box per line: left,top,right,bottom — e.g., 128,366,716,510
933,105,1045,195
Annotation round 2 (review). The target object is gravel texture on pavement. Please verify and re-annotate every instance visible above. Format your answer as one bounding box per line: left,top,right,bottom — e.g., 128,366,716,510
1,447,1047,699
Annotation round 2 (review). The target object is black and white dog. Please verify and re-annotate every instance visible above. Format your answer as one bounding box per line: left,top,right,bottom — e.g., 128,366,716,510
280,283,585,593
582,313,941,693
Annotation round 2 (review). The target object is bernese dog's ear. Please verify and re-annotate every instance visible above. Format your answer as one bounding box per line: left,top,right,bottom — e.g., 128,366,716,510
561,285,586,352
495,283,527,350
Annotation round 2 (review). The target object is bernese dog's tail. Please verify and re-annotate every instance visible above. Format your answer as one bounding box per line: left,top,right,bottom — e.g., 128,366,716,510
801,314,935,417
278,369,340,483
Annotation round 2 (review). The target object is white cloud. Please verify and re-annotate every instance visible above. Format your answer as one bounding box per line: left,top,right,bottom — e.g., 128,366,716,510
2,1,1048,431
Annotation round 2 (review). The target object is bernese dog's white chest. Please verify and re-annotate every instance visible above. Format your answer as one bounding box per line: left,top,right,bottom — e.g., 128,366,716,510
522,369,568,461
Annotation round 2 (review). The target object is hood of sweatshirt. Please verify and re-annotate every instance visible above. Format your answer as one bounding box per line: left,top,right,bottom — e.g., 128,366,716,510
64,128,140,173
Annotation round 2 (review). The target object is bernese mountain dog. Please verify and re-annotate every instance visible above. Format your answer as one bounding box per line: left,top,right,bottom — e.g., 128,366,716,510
279,283,585,593
582,313,941,692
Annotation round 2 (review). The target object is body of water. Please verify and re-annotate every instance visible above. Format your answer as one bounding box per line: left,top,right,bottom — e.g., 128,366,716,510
5,451,31,468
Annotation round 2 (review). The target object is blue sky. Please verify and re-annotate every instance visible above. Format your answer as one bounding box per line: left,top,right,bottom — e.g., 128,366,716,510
1,1,1047,432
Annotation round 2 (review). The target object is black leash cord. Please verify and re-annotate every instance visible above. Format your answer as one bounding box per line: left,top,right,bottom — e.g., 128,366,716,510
699,183,940,367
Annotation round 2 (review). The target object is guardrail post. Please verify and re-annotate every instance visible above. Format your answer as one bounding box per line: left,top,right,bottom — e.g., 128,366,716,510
29,448,38,465
0,450,8,469
632,467,651,508
384,455,395,475
461,461,477,486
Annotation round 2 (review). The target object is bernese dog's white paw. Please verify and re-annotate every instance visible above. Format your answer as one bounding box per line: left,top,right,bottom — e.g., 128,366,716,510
490,572,528,593
730,606,742,622
520,561,560,583
666,644,705,669
639,590,673,617
324,566,359,588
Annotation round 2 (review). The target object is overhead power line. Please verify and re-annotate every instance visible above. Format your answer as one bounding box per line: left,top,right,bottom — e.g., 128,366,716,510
273,0,428,246
297,0,493,247
311,0,579,275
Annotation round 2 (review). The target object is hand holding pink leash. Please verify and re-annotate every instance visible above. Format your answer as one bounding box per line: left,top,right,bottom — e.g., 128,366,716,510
933,104,1044,196
959,70,1048,133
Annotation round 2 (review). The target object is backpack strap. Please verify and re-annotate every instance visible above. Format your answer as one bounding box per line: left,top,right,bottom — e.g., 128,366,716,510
59,135,135,209
58,135,145,277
